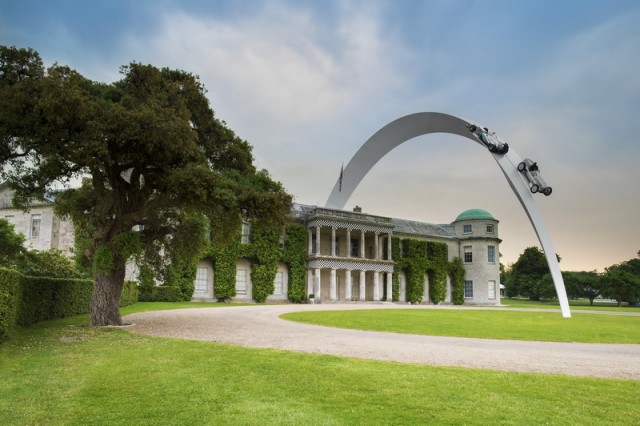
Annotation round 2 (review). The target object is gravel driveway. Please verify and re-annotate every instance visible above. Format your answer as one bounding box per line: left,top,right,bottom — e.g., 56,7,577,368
124,304,640,380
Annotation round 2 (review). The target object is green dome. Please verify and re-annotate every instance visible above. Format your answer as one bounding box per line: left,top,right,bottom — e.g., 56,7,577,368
455,209,495,222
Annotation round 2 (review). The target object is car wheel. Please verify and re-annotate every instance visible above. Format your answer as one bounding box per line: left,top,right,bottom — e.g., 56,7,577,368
530,184,539,193
544,187,552,196
518,162,526,172
468,125,477,132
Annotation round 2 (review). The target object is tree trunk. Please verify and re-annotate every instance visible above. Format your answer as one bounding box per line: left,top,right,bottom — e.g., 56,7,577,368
90,263,126,326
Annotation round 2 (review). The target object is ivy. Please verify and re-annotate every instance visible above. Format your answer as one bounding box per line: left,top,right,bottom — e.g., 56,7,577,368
449,257,465,305
282,223,308,303
392,237,466,304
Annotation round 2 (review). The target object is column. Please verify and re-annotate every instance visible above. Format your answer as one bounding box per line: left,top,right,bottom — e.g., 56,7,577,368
374,232,379,260
345,270,352,301
359,270,366,301
308,228,313,255
315,225,321,255
387,233,392,260
330,268,337,301
373,272,380,301
307,269,313,295
346,229,351,258
360,230,365,258
331,227,336,257
314,268,321,298
386,272,393,302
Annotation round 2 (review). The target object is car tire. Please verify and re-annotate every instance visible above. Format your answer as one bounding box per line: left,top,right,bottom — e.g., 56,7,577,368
544,187,552,196
530,184,539,193
518,162,526,172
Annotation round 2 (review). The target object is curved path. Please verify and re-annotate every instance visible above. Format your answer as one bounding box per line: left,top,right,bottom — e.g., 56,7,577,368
124,304,640,380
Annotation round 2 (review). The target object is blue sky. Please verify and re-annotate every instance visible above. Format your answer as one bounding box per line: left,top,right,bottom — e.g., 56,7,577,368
2,0,639,271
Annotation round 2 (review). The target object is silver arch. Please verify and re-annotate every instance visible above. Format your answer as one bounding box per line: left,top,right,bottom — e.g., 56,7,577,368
325,112,571,317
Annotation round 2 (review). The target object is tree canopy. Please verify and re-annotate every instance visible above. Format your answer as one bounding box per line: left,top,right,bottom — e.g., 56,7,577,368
0,45,292,325
504,246,559,300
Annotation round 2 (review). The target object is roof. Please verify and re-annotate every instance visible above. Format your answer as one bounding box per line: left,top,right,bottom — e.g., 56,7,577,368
454,209,496,222
391,218,456,239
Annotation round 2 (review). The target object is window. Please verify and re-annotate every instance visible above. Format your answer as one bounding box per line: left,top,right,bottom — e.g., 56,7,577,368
350,239,359,257
235,269,247,295
311,234,318,254
241,221,251,244
30,214,41,238
463,224,472,234
464,281,474,298
486,224,494,234
463,245,472,263
488,245,495,264
488,280,496,299
279,233,285,249
334,237,340,256
194,267,208,293
273,271,283,296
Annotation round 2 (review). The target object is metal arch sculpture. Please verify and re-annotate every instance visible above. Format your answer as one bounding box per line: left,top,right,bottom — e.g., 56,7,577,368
325,112,571,318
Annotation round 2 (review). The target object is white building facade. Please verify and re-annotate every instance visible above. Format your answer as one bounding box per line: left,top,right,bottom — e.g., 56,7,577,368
2,181,501,306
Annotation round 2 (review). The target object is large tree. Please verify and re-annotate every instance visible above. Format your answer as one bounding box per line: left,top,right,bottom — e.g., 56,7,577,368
504,246,560,300
0,46,292,325
601,259,640,307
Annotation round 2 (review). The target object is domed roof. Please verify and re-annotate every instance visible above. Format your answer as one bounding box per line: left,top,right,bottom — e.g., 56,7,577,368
455,209,495,222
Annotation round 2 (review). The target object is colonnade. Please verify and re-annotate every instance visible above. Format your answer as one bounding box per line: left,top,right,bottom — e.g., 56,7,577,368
307,225,393,261
311,268,394,302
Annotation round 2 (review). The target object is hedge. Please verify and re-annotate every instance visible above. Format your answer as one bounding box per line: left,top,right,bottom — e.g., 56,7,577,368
0,268,22,342
19,276,94,326
0,268,139,342
138,285,181,302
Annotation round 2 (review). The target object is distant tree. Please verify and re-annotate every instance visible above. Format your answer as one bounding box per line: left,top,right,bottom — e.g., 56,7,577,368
0,218,26,267
505,247,559,300
564,270,603,305
0,46,292,326
601,259,640,307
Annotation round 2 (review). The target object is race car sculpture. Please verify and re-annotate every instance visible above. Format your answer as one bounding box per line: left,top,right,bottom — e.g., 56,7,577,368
518,158,552,196
467,124,509,154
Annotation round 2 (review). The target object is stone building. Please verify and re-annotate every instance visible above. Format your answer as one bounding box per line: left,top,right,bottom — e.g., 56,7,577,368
0,182,74,254
194,204,502,306
1,181,501,305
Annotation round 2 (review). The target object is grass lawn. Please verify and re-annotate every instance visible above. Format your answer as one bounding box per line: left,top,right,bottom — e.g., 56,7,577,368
1,303,639,425
282,308,640,343
500,298,639,312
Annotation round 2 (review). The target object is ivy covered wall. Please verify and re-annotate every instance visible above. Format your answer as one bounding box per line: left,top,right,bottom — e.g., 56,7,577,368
392,237,465,304
204,221,308,303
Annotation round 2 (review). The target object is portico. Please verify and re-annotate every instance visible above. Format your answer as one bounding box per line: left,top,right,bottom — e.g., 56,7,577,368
305,207,394,302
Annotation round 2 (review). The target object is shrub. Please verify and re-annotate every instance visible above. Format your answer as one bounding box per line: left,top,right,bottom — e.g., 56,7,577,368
0,268,22,342
138,285,180,302
18,276,93,326
120,280,139,307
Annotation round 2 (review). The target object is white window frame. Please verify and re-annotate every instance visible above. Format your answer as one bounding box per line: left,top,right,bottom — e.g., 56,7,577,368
463,245,472,263
194,267,208,293
464,280,474,298
273,271,283,296
486,224,494,234
488,280,496,299
235,268,247,295
488,245,495,264
241,221,251,244
463,224,472,234
30,214,42,238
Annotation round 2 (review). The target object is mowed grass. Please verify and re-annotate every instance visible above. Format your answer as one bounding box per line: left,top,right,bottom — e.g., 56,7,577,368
501,298,639,312
1,307,639,425
281,308,640,343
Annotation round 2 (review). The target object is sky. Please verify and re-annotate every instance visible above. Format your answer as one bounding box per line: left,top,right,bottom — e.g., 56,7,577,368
1,0,639,272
